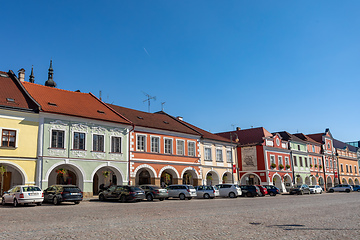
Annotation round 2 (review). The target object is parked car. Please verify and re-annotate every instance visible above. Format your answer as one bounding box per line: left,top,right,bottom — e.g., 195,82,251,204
351,185,360,192
194,185,218,199
139,185,168,201
328,184,353,193
256,185,268,196
2,185,44,207
166,185,197,200
239,185,260,197
215,184,242,198
43,185,83,205
309,185,323,194
99,185,145,202
290,184,311,195
263,185,280,196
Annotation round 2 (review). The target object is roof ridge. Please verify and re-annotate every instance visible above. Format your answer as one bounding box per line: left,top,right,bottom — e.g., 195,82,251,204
22,81,89,95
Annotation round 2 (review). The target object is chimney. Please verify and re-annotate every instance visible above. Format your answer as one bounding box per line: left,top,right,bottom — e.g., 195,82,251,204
236,127,241,131
18,68,25,82
177,116,183,121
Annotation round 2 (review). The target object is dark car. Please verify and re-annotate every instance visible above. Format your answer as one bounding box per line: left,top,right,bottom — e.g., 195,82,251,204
239,185,260,197
256,185,268,196
289,184,311,195
99,185,145,202
352,185,360,192
44,185,83,205
139,185,168,201
263,185,280,196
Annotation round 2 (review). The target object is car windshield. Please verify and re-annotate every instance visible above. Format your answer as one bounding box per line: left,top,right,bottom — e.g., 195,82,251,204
188,186,195,190
22,186,41,192
309,186,315,188
131,187,143,191
151,186,160,190
63,187,81,193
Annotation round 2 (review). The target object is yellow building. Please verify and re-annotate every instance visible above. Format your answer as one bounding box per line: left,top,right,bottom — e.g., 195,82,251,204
0,70,40,193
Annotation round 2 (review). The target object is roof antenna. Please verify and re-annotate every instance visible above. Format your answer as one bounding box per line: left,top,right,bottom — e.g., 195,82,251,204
142,92,156,112
161,102,166,111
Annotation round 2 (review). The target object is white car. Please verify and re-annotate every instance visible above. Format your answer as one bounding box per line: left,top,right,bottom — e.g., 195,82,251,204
215,184,242,198
309,185,323,194
166,185,197,200
2,185,44,207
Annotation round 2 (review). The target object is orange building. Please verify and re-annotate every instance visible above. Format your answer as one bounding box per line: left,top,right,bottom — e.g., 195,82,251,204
108,105,202,186
334,139,359,186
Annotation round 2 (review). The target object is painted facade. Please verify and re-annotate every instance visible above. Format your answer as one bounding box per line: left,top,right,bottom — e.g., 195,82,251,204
334,139,359,185
0,70,40,193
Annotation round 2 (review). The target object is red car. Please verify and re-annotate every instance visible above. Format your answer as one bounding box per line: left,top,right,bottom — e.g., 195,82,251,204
256,185,268,196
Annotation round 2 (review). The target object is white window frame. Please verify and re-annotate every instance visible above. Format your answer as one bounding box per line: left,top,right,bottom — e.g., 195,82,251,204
304,157,308,167
188,141,196,157
0,127,19,148
270,155,275,165
176,139,185,155
216,148,223,162
136,134,146,152
226,149,232,163
92,133,105,152
204,147,212,161
293,156,297,166
72,131,86,150
164,137,173,154
111,136,122,153
278,156,283,166
51,129,66,149
150,136,160,153
285,157,289,166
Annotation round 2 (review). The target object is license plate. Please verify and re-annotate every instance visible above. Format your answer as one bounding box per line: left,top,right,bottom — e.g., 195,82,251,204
138,192,143,195
70,193,80,195
28,193,38,196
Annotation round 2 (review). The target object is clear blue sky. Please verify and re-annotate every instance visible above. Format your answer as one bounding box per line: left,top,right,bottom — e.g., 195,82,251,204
1,1,360,142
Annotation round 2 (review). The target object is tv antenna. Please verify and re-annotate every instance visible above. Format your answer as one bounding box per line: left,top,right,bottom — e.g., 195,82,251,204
161,102,166,111
143,92,156,112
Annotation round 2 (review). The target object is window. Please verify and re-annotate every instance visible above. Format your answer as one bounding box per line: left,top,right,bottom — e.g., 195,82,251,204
327,143,331,149
297,145,300,151
309,157,312,166
355,166,357,174
177,140,185,155
188,142,195,156
326,159,329,167
93,134,104,152
346,165,349,173
299,157,303,167
111,136,121,153
51,130,65,148
164,138,172,154
226,150,232,163
350,165,352,173
216,149,223,162
151,137,160,153
314,158,317,166
312,145,315,152
137,135,146,152
73,132,85,150
305,157,308,167
204,147,212,161
270,155,275,165
1,129,16,147
278,156,283,166
285,157,289,166
333,160,336,169
293,156,297,166
341,164,344,172
330,159,332,168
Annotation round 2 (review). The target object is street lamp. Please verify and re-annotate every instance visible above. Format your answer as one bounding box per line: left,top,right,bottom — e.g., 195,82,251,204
230,132,239,184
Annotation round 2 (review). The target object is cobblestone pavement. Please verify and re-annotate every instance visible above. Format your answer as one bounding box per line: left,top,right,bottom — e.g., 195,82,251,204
1,192,360,240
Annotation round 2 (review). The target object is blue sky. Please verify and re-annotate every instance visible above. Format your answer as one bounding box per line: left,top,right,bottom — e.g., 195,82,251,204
1,1,360,142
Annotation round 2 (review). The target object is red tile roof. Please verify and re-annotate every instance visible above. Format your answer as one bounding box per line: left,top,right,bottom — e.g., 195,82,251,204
22,82,132,125
0,71,39,111
107,104,200,136
216,127,273,146
293,133,321,145
306,133,323,144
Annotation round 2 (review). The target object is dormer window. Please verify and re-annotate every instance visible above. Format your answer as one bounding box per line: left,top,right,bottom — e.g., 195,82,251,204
137,116,144,119
48,102,57,106
163,121,169,124
6,98,15,103
97,110,105,114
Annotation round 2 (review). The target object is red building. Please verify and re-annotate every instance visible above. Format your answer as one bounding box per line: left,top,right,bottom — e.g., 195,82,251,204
217,127,292,192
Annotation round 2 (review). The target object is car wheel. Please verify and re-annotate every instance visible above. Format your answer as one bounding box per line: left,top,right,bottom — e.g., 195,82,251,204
74,201,80,204
269,192,276,196
179,193,185,200
299,190,303,195
159,198,164,201
36,202,42,206
120,195,126,203
346,189,350,193
229,192,236,198
204,193,210,199
329,189,334,193
53,197,60,205
357,189,360,192
1,198,5,206
146,194,154,201
13,199,18,207
99,194,105,201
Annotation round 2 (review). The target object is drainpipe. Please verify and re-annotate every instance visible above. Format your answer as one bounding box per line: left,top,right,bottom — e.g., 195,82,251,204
128,124,135,185
322,155,327,191
289,142,295,184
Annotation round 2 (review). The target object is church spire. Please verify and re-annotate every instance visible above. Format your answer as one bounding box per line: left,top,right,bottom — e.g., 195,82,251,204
45,60,56,87
29,65,35,83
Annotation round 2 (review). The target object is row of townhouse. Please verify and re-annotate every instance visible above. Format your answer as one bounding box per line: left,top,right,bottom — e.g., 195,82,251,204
1,65,359,196
217,127,360,192
0,66,237,197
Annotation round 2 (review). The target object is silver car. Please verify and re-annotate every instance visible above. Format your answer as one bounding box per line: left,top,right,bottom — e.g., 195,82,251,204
194,185,218,199
166,185,197,200
2,185,44,207
328,184,353,193
215,184,242,198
